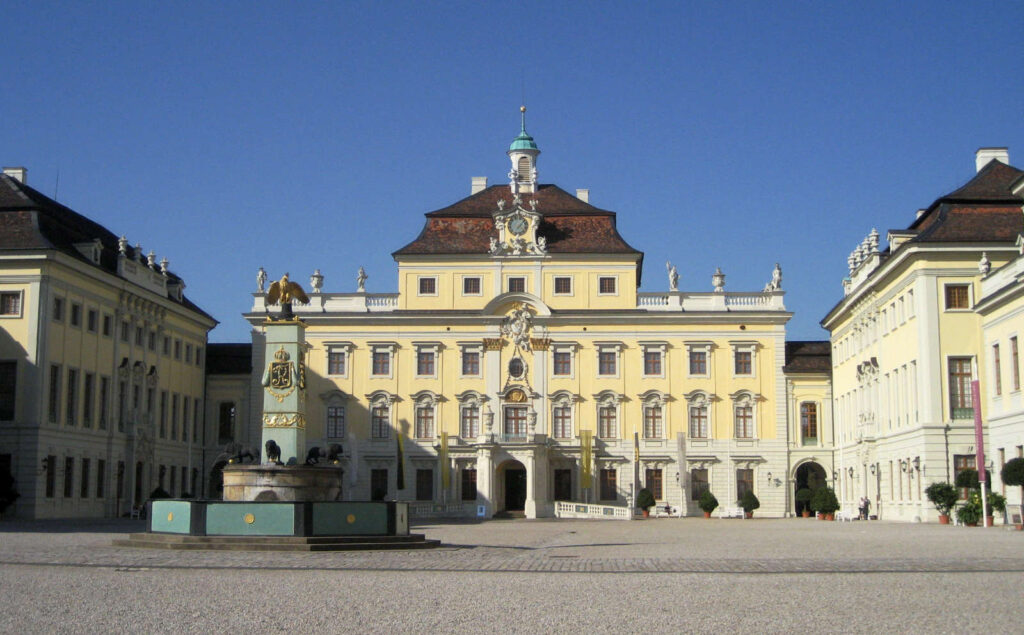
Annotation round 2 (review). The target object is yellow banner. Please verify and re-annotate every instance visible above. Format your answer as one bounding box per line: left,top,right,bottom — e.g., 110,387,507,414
580,430,592,488
440,432,450,489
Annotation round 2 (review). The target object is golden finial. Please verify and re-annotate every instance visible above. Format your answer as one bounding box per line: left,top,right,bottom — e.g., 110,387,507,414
520,105,526,113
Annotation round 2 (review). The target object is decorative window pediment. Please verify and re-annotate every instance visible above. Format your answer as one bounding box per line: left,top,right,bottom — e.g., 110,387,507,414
365,390,400,407
638,389,671,407
684,390,717,406
319,389,349,404
728,390,762,405
593,390,626,407
455,390,489,407
411,390,444,407
548,390,582,407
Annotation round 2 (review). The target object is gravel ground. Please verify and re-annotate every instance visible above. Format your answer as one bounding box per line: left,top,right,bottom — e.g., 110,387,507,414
1,517,1022,633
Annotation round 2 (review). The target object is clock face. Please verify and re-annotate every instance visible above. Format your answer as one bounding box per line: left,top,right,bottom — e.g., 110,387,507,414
509,217,528,236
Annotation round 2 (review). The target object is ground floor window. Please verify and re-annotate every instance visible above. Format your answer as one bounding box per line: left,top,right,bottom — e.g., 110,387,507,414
461,469,477,501
736,468,753,502
416,469,433,501
599,468,617,501
691,468,708,500
646,468,663,500
953,454,976,498
370,468,388,501
553,468,572,501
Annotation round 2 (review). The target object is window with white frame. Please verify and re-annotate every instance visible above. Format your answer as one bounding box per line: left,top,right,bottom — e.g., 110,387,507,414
686,342,712,377
459,343,482,377
507,277,525,293
596,343,622,378
367,392,396,439
414,343,439,378
415,402,435,439
594,391,622,439
685,391,712,439
732,392,756,439
549,391,578,440
639,391,668,439
0,291,21,317
322,391,348,439
460,404,479,439
730,342,757,377
326,343,352,377
462,276,481,295
418,276,437,295
944,284,970,310
553,276,572,295
551,343,576,378
640,343,666,378
370,343,396,378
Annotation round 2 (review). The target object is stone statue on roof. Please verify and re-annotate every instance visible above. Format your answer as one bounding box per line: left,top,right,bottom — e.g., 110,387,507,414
666,261,679,291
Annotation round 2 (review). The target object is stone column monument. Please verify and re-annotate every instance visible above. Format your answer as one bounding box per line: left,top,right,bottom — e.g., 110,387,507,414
261,320,307,465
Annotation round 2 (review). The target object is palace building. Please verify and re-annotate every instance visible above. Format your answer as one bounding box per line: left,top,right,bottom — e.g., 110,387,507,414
0,167,218,519
822,148,1024,522
241,112,832,518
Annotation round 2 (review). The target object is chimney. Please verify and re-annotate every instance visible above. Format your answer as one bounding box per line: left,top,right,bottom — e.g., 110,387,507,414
576,188,589,203
975,147,1009,173
2,167,26,183
471,176,488,195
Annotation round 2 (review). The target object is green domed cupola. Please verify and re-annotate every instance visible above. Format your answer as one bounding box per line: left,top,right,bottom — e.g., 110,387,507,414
507,106,540,194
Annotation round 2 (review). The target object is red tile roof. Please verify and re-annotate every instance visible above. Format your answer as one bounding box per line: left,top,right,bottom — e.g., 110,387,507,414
783,340,832,373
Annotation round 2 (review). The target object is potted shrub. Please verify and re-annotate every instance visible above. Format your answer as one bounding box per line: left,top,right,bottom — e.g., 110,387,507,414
811,487,840,520
739,490,760,518
636,488,656,519
795,488,813,517
954,468,991,490
1000,457,1024,530
956,494,982,527
924,482,958,525
985,490,1006,527
698,490,718,518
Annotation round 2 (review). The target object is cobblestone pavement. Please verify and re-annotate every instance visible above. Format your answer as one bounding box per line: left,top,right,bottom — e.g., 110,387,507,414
2,517,1023,632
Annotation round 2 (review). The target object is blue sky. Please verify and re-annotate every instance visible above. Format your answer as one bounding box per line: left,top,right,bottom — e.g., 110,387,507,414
3,1,1022,342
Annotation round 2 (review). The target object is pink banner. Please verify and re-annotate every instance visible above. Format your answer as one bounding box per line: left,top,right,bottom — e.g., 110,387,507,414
972,380,985,484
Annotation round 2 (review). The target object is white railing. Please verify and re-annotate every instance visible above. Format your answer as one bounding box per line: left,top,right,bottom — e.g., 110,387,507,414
637,294,669,307
553,500,632,520
366,294,399,310
407,502,469,518
724,293,775,308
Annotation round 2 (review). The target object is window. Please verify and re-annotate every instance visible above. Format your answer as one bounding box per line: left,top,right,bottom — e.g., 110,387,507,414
80,458,90,498
1012,337,1020,391
461,350,480,376
326,405,346,438
800,402,818,444
553,351,571,376
371,405,390,439
96,459,106,499
643,350,662,376
218,402,235,444
372,350,390,376
643,406,663,439
117,381,127,431
65,368,78,426
689,350,707,375
689,404,708,439
598,406,617,438
554,468,572,501
508,358,525,378
174,339,181,360
599,468,617,501
734,403,754,438
415,405,434,439
552,406,572,439
135,326,143,346
162,336,170,355
503,406,527,439
734,351,752,375
44,455,55,498
328,350,346,375
99,377,109,430
953,454,976,497
119,321,129,342
598,276,617,294
82,373,94,428
416,469,433,501
690,468,709,500
195,347,203,366
102,314,112,337
148,331,156,351
70,303,81,327
993,344,1002,396
0,361,16,420
418,277,436,295
948,357,973,419
416,351,435,376
0,291,21,316
508,277,525,293
646,469,663,500
736,469,754,501
86,309,98,332
64,457,74,498
185,343,192,362
463,277,481,295
193,399,201,441
945,284,970,309
460,406,479,439
370,469,388,500
48,365,61,423
159,391,168,438
598,351,617,376
461,469,477,501
171,394,179,440
554,276,572,295
182,397,190,442
53,297,64,322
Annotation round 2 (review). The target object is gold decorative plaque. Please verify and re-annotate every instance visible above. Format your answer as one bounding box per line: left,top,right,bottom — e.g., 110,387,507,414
346,514,356,524
530,337,551,351
483,338,504,351
167,512,174,522
506,388,527,403
244,513,255,524
262,413,306,429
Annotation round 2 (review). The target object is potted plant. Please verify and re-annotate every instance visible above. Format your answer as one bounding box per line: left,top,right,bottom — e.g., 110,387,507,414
924,482,958,525
1000,457,1024,530
985,490,1006,527
956,494,982,527
636,488,656,519
811,487,840,520
795,488,813,517
739,490,760,518
698,490,718,518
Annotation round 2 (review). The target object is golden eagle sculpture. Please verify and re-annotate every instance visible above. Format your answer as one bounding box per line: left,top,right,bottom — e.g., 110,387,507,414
265,273,309,320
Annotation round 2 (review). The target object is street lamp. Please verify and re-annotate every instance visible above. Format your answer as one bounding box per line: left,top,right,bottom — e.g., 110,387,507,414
870,464,876,475
848,467,854,478
912,456,921,472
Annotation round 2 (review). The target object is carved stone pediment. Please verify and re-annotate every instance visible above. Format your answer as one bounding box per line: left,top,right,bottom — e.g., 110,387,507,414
490,197,547,257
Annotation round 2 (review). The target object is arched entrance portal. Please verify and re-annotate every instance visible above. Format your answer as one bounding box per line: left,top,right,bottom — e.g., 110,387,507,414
496,459,527,514
794,461,827,515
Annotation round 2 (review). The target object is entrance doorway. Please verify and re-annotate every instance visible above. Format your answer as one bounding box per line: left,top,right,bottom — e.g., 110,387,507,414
794,461,827,515
553,468,572,501
505,467,527,511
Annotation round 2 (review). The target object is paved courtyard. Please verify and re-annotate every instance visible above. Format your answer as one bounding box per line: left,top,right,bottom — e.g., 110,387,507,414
1,517,1022,633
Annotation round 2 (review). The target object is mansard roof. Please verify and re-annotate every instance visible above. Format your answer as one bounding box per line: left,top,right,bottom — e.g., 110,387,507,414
783,340,831,373
0,173,214,320
393,184,642,257
206,343,253,375
905,159,1024,244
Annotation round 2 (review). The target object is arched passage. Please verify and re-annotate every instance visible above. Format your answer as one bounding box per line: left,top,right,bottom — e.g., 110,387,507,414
794,461,827,515
496,459,527,514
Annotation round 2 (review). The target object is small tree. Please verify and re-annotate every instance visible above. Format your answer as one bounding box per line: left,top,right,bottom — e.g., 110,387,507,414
636,488,656,511
924,482,958,517
698,490,719,514
1001,458,1024,508
956,490,983,526
740,490,760,514
954,468,992,490
811,487,840,514
795,488,813,514
987,490,1006,515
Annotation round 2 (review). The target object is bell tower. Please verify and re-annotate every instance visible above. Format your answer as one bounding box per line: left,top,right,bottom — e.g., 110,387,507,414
507,106,540,194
